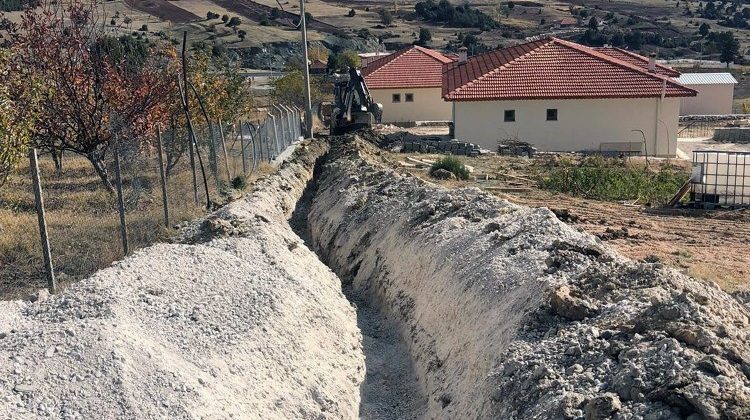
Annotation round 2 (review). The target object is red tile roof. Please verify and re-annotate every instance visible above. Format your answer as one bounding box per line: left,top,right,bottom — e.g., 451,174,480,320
363,46,454,89
594,47,680,77
443,38,696,102
558,17,578,26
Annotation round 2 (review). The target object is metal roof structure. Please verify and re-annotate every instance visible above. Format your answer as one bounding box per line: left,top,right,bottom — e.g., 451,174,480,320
675,73,738,85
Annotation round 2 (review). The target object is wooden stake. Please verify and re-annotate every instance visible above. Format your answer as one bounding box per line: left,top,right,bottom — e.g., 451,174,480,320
218,121,232,183
113,142,129,256
29,148,56,294
239,119,247,175
182,32,199,204
155,125,170,228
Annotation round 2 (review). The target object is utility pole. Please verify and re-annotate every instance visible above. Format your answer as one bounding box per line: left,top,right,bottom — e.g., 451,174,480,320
300,0,314,139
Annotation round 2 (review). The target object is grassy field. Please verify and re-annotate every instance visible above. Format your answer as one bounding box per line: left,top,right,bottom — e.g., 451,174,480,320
0,133,274,300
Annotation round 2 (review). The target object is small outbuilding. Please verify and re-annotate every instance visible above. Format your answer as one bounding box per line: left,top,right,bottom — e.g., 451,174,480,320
443,38,697,157
675,73,738,116
362,46,454,123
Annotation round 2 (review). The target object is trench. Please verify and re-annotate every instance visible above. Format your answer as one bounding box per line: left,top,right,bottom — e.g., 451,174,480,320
289,155,428,419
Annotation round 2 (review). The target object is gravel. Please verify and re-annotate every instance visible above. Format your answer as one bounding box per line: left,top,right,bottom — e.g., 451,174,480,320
306,135,750,419
0,140,366,419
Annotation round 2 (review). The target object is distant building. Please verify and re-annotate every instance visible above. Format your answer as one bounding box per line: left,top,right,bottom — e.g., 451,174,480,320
362,46,455,123
359,51,393,67
443,38,696,156
674,73,738,115
555,17,578,28
309,59,328,75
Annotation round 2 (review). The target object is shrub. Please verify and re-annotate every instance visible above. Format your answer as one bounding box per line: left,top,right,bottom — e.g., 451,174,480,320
430,156,470,180
231,175,248,190
536,155,690,204
140,24,148,32
348,8,356,17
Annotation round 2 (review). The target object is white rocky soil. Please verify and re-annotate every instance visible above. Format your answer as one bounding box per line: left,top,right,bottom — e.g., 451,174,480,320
3,133,750,420
306,135,750,420
0,141,366,419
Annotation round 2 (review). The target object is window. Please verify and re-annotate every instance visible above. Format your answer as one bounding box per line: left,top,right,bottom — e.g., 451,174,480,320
392,94,401,103
504,110,516,122
405,93,414,102
546,108,558,121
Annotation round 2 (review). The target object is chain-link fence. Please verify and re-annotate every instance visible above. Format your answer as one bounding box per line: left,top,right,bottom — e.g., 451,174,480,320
10,104,303,298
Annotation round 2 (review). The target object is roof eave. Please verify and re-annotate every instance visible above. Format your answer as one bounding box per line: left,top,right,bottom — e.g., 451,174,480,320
445,93,697,102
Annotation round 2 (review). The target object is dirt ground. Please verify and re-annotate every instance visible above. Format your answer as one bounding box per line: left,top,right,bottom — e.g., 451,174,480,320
376,129,750,293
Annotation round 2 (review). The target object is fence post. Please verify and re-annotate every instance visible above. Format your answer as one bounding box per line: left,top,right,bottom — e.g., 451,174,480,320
218,121,232,183
272,105,286,155
294,106,302,140
286,105,297,143
29,148,56,294
155,125,170,228
113,141,129,256
268,113,278,161
239,119,247,175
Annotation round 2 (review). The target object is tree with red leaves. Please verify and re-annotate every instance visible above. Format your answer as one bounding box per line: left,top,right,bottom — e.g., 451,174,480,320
8,0,176,191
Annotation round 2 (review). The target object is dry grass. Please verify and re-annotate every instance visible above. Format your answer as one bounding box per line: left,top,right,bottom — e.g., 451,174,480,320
0,141,272,300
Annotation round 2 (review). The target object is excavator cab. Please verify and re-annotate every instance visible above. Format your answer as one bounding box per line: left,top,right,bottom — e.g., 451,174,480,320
324,67,383,135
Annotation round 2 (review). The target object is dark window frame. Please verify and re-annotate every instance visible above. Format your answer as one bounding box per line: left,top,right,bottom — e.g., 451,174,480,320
392,93,401,103
504,109,516,122
546,108,558,121
405,93,414,102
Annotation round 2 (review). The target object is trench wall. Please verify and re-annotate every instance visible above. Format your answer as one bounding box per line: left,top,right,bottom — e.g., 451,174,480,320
307,136,750,419
0,140,368,419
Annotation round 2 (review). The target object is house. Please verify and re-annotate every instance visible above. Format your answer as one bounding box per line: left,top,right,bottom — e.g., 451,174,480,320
359,51,392,67
674,73,738,115
362,46,454,123
442,38,697,157
555,17,578,28
309,59,328,75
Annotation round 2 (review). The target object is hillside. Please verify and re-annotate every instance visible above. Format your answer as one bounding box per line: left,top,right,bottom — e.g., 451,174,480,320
68,0,746,64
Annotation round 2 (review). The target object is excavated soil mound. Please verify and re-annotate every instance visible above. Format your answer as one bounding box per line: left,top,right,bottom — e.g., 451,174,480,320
0,141,365,419
306,135,750,420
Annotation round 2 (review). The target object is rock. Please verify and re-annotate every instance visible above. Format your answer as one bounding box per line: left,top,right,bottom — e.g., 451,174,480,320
28,289,50,303
549,285,598,321
584,393,621,420
13,383,36,393
430,168,456,180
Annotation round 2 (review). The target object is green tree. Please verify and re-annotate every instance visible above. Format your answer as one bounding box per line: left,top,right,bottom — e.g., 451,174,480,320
716,31,739,67
333,49,362,70
418,27,432,45
379,8,393,25
227,16,242,32
271,70,323,108
348,8,356,17
698,22,710,37
0,50,37,185
221,14,229,23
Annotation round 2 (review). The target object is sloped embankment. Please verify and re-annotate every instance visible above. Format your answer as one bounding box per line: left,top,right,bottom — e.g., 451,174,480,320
307,136,750,419
0,140,366,419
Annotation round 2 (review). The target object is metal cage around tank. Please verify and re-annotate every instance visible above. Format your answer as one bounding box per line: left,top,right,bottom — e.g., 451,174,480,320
690,150,750,208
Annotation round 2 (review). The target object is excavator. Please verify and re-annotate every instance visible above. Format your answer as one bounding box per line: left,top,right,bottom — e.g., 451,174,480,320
321,67,383,135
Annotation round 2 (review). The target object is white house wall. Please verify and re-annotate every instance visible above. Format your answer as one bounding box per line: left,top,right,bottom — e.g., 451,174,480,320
679,84,735,115
370,87,452,123
453,97,681,157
